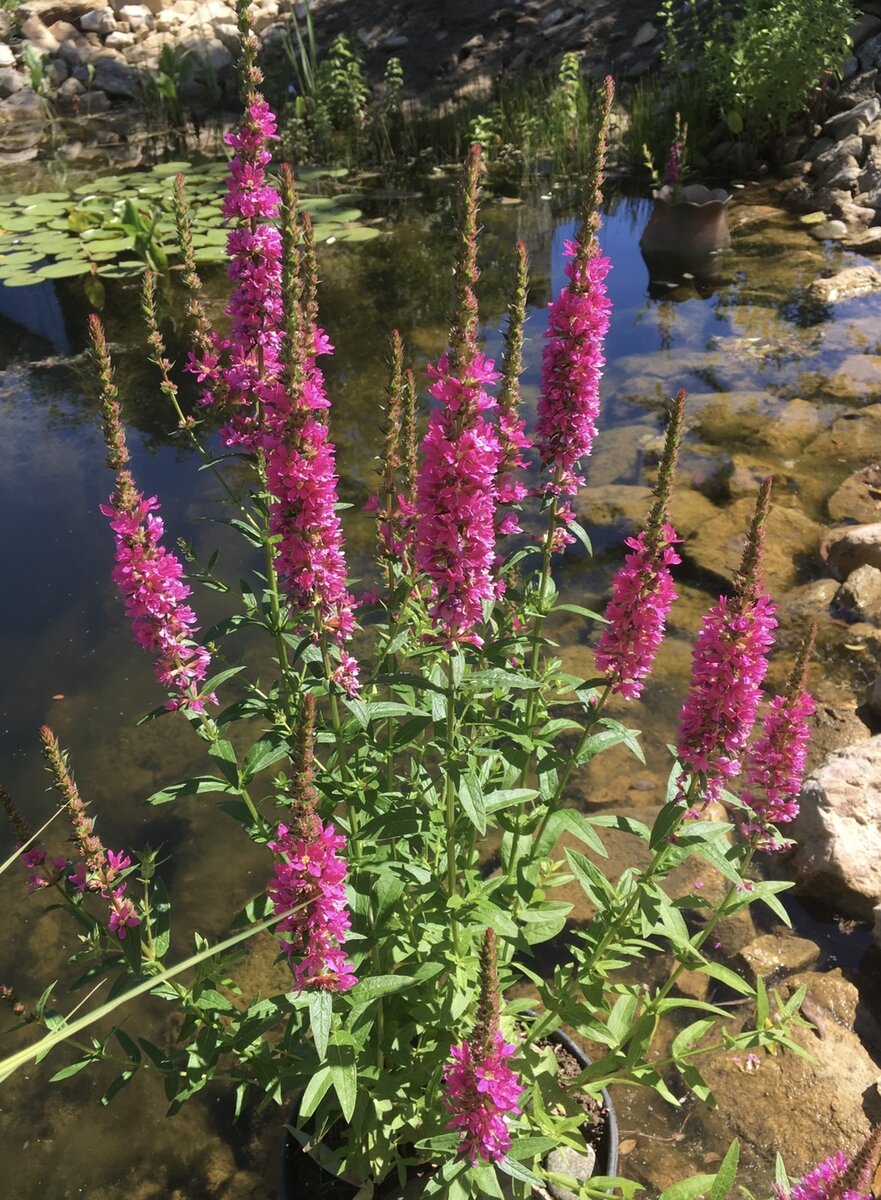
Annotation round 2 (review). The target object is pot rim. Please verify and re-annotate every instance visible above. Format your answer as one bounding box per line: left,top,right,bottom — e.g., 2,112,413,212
652,183,732,207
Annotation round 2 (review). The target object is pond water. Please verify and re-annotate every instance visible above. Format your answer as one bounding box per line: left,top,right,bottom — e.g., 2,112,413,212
0,171,878,1199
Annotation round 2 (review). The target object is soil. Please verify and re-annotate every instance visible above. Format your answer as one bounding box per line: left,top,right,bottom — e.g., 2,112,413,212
305,0,662,104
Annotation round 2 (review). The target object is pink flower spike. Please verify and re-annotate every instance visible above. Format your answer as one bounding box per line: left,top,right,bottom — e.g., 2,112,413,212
443,1031,523,1163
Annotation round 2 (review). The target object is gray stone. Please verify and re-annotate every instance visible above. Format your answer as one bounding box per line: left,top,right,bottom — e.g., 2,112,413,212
790,737,881,920
810,135,864,176
0,68,26,99
632,20,656,48
546,1146,598,1200
0,87,45,121
45,57,68,85
843,53,860,79
56,74,84,100
79,4,114,31
874,903,881,950
808,218,850,239
117,3,152,30
57,34,98,66
857,143,881,194
834,562,881,621
825,522,881,577
45,17,77,40
76,86,109,112
849,12,881,47
378,34,408,49
863,118,881,150
822,97,880,140
842,226,881,253
804,136,834,162
808,264,881,304
857,29,881,70
91,52,137,96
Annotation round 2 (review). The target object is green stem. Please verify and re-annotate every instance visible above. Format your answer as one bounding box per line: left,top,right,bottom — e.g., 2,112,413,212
444,656,460,954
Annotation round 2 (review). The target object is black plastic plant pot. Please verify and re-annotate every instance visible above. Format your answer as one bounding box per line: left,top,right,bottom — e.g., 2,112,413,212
280,1028,618,1199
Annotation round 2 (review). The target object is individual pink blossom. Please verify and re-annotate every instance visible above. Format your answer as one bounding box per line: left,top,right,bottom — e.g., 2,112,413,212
595,524,681,700
101,490,214,714
267,818,356,992
443,1030,523,1163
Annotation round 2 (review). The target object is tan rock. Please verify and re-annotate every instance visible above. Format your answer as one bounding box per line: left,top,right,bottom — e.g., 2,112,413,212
808,264,881,305
738,933,822,980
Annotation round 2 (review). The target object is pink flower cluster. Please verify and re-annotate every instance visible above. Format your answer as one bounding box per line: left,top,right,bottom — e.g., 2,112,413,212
677,592,778,804
69,848,140,938
664,138,685,189
19,846,67,895
415,350,502,646
443,1030,523,1163
190,99,283,449
595,523,681,700
267,818,356,992
773,1151,870,1200
741,688,816,849
535,241,612,522
101,490,213,714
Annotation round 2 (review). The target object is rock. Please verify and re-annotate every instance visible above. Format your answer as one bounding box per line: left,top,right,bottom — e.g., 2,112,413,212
76,86,110,112
738,934,822,980
697,1001,878,1177
822,97,881,140
20,13,60,52
91,52,137,96
863,118,881,150
775,579,839,625
56,33,97,66
379,34,408,50
842,226,881,252
45,17,77,40
823,354,881,401
45,57,68,85
857,143,881,195
808,218,850,239
804,136,833,163
79,4,114,30
789,737,881,919
632,20,656,48
827,464,881,523
808,265,881,304
118,3,152,30
806,406,881,466
825,521,881,577
104,28,133,46
0,68,26,99
683,496,821,592
810,134,864,176
858,29,881,70
833,562,881,620
0,44,12,69
874,903,881,949
546,1146,597,1200
850,13,881,47
0,87,45,120
56,74,84,103
154,10,182,31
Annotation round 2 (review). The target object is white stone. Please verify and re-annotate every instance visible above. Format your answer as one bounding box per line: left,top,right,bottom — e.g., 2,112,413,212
0,43,13,68
155,10,182,31
790,737,881,920
105,29,134,47
80,6,116,33
119,5,154,31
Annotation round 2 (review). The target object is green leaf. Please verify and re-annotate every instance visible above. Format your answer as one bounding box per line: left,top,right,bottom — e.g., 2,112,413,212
697,962,754,997
327,1032,357,1121
458,769,486,835
208,739,239,785
774,1154,790,1193
507,1136,558,1160
650,802,685,850
241,736,289,783
659,1176,716,1200
299,1065,332,1118
497,1156,544,1187
143,775,237,806
349,975,414,1007
566,848,615,907
708,1138,740,1200
49,1057,94,1081
309,991,332,1062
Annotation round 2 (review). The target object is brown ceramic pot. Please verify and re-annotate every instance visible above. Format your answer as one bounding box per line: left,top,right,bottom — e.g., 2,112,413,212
639,184,732,258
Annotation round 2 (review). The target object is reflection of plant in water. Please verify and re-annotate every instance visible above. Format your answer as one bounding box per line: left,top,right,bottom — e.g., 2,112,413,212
139,44,195,153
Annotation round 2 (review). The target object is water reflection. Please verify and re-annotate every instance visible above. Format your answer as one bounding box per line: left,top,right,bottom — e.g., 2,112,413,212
1,182,880,1198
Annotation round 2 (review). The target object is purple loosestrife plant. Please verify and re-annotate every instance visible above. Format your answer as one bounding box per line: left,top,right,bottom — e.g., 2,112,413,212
1,11,848,1199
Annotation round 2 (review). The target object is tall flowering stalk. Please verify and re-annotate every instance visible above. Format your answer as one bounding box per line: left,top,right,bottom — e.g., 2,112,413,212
1,785,66,895
534,76,614,549
187,0,283,448
595,390,685,700
415,145,502,647
91,316,214,715
495,240,532,537
267,695,357,991
40,727,140,939
774,1125,881,1200
677,478,778,805
741,623,816,850
263,166,359,693
366,330,417,574
443,929,522,1163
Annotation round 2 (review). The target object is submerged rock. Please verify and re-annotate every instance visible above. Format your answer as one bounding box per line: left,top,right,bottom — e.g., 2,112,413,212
683,496,821,591
738,933,822,980
833,562,881,621
789,736,881,920
827,463,881,522
808,265,881,305
825,521,881,577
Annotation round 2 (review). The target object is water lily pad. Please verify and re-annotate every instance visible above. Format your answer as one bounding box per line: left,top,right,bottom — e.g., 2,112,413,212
151,161,193,177
97,264,146,278
0,217,41,232
327,209,363,224
35,260,93,278
193,246,225,263
0,272,40,287
13,191,69,205
88,236,136,252
334,226,381,242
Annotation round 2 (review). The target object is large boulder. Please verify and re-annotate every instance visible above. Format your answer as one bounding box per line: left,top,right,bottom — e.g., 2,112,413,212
789,737,881,920
827,463,881,523
808,265,881,304
825,521,881,577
